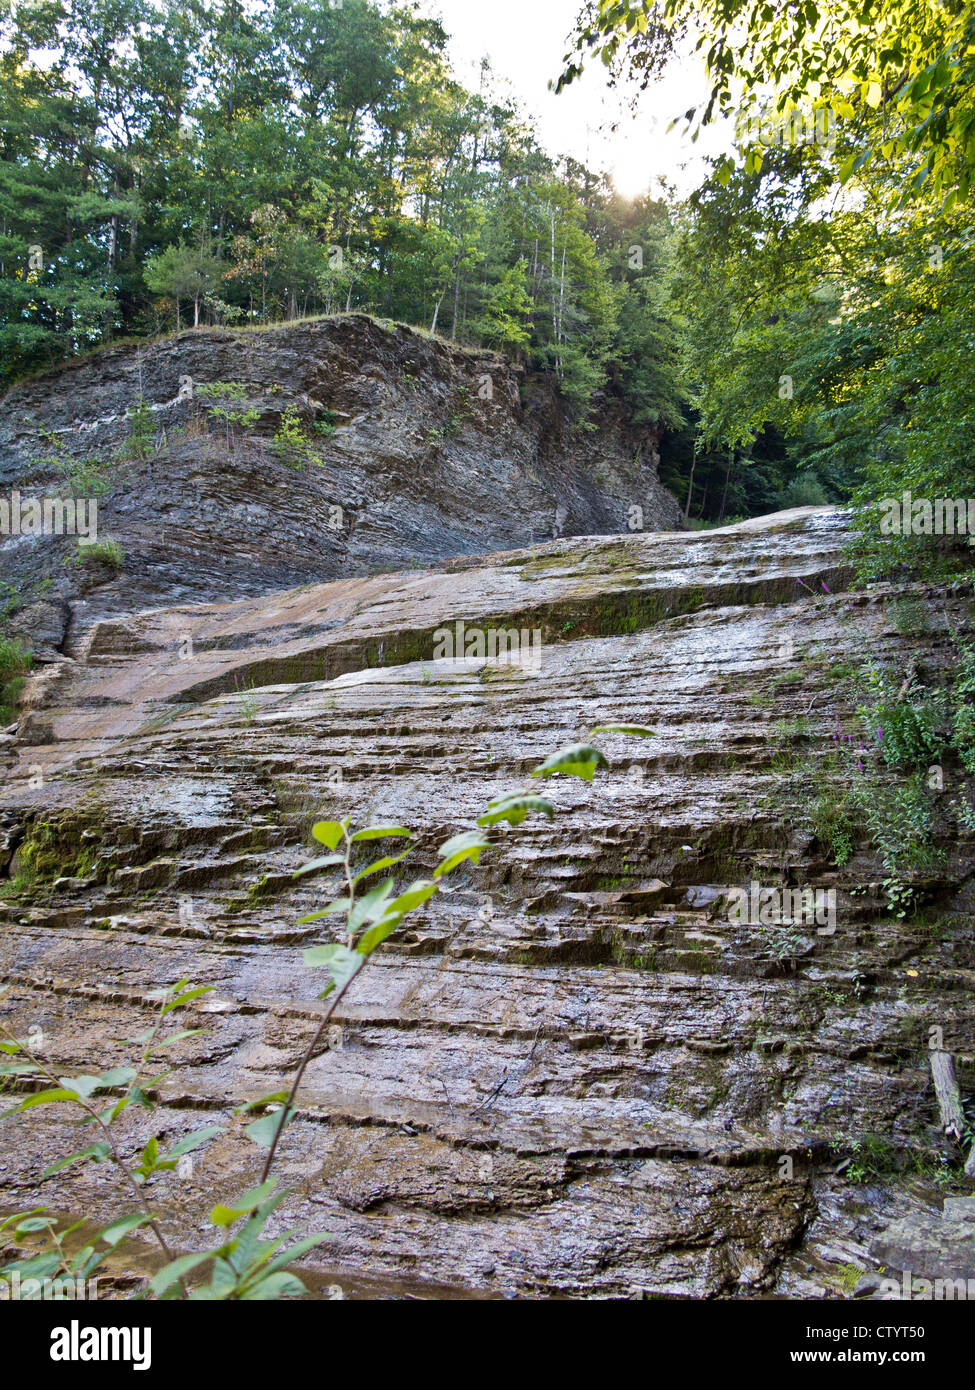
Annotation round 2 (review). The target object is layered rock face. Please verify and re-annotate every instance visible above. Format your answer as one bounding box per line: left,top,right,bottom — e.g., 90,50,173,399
0,508,973,1299
0,315,680,656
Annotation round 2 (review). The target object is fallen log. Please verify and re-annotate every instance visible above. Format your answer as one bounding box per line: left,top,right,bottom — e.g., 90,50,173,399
930,1050,965,1141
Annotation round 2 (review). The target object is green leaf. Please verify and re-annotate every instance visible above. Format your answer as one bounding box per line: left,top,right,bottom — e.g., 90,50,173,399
71,1245,107,1280
356,913,403,956
249,1231,333,1284
348,878,395,931
386,879,439,915
148,1029,204,1053
302,943,363,991
292,854,345,878
111,1091,140,1117
41,1144,111,1178
150,1250,214,1296
477,793,555,828
161,986,212,1016
240,1090,290,1114
240,1269,308,1299
164,1124,223,1160
311,821,345,850
302,943,346,967
298,897,351,924
263,1231,333,1272
354,850,412,882
126,1028,155,1045
135,1135,159,1174
98,1214,151,1248
12,1087,79,1112
206,1254,241,1295
96,1066,138,1089
13,1216,57,1233
531,743,610,781
58,1074,102,1098
1,1208,48,1230
244,1108,295,1150
356,878,442,953
350,826,413,842
3,1252,62,1283
211,1180,279,1226
435,830,492,877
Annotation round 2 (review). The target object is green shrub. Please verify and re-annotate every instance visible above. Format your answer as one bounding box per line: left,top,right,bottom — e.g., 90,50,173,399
0,636,32,725
74,539,125,570
811,792,857,866
888,597,929,635
951,640,975,773
122,398,156,460
273,405,320,468
34,428,113,497
196,381,260,444
858,665,947,770
856,774,941,877
779,473,829,508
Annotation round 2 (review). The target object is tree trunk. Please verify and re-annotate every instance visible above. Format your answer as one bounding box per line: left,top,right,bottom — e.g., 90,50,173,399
431,291,445,335
718,449,735,523
684,442,697,521
557,241,567,375
450,261,462,341
550,210,558,371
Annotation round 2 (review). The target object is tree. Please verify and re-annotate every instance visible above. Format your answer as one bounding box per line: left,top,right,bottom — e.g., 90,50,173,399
475,258,533,352
144,240,224,329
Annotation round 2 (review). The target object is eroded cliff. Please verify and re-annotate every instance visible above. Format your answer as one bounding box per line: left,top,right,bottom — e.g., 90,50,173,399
0,314,680,662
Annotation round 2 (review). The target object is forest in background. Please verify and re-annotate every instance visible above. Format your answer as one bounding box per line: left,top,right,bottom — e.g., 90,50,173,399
1,0,973,536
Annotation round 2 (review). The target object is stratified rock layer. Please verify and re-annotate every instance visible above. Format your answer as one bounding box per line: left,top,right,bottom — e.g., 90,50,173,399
1,508,973,1299
0,314,680,648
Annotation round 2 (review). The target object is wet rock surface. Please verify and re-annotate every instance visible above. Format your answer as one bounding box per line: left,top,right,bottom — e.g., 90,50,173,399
0,507,973,1299
870,1198,975,1283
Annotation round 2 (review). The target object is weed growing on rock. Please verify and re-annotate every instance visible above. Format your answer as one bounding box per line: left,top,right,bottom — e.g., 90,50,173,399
69,539,125,571
196,382,260,450
0,636,32,725
34,430,114,497
857,664,947,771
272,405,321,469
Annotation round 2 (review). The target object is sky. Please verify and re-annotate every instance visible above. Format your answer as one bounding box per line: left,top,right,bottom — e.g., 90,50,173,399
415,0,733,199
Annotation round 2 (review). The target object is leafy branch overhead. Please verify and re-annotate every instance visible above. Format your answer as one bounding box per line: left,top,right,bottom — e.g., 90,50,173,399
562,1,975,205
